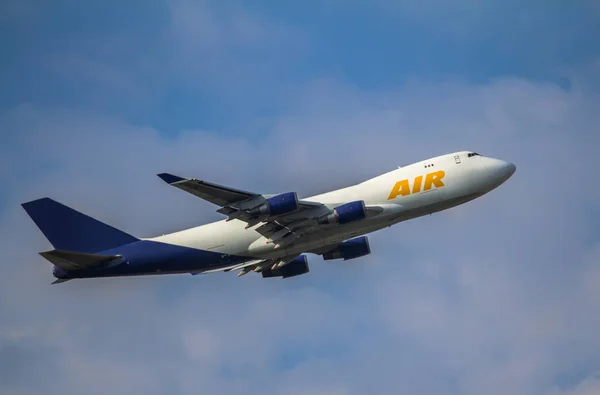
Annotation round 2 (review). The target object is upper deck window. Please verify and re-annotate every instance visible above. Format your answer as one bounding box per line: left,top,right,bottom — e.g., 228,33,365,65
467,152,481,158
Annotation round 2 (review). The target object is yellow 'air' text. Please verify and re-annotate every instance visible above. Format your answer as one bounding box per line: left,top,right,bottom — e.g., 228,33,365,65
387,170,445,200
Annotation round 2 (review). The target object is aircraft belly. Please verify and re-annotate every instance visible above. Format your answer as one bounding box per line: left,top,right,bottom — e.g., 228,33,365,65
65,240,252,278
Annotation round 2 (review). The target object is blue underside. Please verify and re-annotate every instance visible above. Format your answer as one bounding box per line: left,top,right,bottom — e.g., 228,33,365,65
53,240,252,279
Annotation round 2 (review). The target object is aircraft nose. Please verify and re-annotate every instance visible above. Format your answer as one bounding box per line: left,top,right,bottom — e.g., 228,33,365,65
508,162,516,175
487,158,516,184
502,161,516,178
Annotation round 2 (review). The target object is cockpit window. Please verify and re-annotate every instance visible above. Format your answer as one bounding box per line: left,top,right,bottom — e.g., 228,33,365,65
467,152,481,157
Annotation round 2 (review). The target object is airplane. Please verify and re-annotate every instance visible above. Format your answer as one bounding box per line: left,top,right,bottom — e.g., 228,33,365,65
22,151,516,284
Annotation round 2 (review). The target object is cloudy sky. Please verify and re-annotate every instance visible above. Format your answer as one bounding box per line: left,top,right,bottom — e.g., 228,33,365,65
1,1,600,394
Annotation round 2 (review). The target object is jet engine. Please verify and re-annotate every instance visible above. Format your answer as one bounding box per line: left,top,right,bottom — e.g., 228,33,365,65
262,255,309,278
323,236,371,261
318,200,366,225
249,192,299,217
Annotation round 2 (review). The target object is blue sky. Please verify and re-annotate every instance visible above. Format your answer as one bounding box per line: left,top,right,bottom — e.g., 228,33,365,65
1,1,600,394
3,0,599,132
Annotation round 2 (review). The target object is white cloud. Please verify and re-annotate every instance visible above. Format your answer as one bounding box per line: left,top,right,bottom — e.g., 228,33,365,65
1,64,600,395
551,373,600,395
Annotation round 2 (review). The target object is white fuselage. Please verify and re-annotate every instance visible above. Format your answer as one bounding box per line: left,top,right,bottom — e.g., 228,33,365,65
148,151,516,265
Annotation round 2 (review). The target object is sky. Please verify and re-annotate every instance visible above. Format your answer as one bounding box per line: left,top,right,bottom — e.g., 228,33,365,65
1,1,599,394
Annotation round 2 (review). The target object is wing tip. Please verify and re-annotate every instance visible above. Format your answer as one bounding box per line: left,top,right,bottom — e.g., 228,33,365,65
157,173,186,184
51,278,71,285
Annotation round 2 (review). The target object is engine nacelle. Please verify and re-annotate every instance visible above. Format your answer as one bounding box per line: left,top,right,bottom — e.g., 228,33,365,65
262,255,309,278
323,236,371,261
250,192,299,217
318,200,366,225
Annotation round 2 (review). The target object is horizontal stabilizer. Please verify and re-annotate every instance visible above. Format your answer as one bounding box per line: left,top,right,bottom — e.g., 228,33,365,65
40,249,121,271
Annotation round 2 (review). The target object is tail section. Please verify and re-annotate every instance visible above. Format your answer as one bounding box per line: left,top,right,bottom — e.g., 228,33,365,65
22,198,138,253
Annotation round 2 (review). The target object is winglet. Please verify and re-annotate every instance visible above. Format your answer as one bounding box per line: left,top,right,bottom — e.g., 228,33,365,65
157,173,186,184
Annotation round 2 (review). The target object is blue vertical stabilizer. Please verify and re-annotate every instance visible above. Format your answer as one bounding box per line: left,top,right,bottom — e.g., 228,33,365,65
22,198,138,253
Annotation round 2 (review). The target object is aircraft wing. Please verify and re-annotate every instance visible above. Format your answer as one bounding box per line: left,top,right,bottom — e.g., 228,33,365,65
157,173,330,245
190,259,264,275
191,256,301,277
157,173,257,207
158,173,387,248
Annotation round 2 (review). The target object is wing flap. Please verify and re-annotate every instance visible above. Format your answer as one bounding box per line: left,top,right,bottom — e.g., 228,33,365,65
192,255,305,278
193,259,265,274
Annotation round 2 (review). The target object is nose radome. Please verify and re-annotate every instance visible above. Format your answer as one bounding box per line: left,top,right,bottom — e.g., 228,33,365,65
504,161,516,178
488,158,516,182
